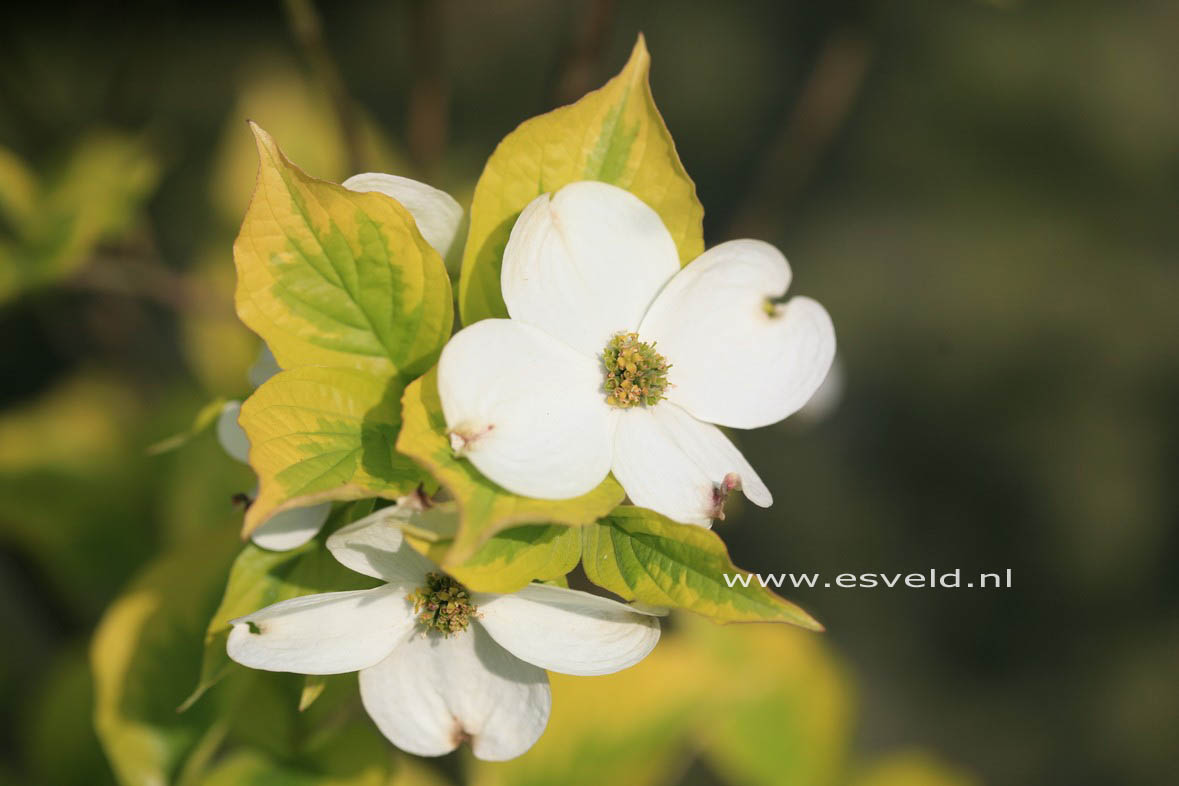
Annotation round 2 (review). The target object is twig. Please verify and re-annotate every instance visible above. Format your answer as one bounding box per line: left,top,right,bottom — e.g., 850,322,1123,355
283,0,367,173
725,29,874,240
68,251,234,319
406,0,450,181
551,0,617,107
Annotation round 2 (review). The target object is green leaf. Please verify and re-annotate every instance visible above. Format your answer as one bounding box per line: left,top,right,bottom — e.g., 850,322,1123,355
91,532,241,786
448,524,581,593
0,134,159,303
22,650,117,786
849,752,980,786
407,520,582,594
182,505,380,710
233,123,452,378
686,618,850,786
0,145,37,227
297,676,327,712
396,366,625,565
194,676,394,786
146,396,228,456
457,34,704,325
238,366,425,534
582,506,824,629
468,636,708,786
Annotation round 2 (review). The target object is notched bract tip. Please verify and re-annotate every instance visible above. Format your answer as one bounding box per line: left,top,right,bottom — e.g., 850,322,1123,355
447,424,494,457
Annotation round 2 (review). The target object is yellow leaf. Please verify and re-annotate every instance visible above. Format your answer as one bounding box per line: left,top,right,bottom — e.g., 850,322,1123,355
240,366,425,535
233,123,452,378
850,752,981,786
458,34,705,325
688,618,852,786
469,635,710,786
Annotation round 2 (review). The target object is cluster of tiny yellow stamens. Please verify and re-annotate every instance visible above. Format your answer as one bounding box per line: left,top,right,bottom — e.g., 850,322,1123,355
602,332,671,408
409,572,476,635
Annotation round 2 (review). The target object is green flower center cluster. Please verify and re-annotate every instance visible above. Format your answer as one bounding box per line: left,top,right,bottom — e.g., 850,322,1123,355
602,332,671,408
409,572,476,635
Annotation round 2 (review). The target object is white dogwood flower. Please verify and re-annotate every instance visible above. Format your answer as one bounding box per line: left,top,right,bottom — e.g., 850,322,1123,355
219,173,462,549
226,508,661,761
437,181,835,526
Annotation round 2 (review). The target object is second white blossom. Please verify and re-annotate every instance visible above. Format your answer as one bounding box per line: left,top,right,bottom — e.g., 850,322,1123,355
437,181,835,526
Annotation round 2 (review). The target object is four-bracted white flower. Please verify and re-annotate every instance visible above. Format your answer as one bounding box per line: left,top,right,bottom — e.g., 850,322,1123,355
226,508,661,761
437,181,836,526
218,171,464,549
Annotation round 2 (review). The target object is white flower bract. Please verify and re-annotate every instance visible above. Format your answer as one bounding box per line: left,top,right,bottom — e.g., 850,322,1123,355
225,507,661,761
437,181,836,526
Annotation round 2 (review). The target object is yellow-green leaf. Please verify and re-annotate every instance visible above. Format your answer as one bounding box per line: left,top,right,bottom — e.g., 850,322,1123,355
395,505,580,593
0,134,159,304
298,675,327,712
468,635,710,786
408,521,581,594
582,506,824,629
0,145,37,227
457,34,704,325
448,524,582,593
240,366,424,534
233,123,452,377
91,533,240,786
850,752,980,786
397,367,624,565
687,618,851,786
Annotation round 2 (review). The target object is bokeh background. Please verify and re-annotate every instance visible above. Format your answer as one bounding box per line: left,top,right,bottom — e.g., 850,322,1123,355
2,1,1177,785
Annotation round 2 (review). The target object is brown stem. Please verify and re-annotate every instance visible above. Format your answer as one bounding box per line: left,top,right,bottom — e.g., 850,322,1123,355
725,29,874,240
283,0,367,174
68,250,233,319
406,0,450,181
551,0,617,107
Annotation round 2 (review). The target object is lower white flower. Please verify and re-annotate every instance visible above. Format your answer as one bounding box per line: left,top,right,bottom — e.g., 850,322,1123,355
225,509,662,761
437,181,836,526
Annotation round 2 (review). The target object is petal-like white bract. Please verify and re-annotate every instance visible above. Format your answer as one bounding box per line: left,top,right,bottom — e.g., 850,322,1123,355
437,319,615,499
247,343,281,389
343,172,464,261
249,501,331,551
473,583,660,676
640,239,836,429
612,403,772,526
359,626,551,761
326,510,435,585
501,181,680,358
227,586,415,675
216,400,250,463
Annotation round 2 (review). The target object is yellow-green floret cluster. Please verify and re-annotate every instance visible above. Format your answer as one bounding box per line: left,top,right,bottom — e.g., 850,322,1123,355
409,572,476,635
602,332,671,408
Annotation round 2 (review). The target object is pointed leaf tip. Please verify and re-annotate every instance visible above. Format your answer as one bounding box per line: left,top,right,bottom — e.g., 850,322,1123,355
457,28,702,325
232,125,453,376
582,506,826,630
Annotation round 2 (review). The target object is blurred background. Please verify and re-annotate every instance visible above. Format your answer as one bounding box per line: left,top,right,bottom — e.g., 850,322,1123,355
1,1,1176,784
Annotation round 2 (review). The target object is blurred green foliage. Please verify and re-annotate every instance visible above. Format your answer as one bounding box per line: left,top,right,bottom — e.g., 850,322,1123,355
0,134,159,304
1,1,1175,785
